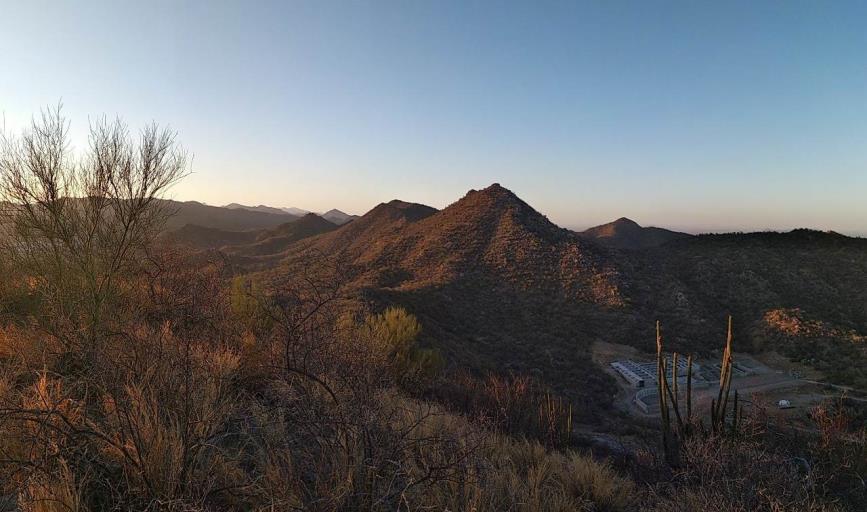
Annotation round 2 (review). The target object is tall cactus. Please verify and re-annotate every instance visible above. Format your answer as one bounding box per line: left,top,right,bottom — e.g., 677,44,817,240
656,321,671,454
656,315,738,463
711,316,734,434
686,353,693,426
672,352,679,413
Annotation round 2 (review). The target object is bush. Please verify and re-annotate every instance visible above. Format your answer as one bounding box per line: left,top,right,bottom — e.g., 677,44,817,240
434,371,575,449
228,275,273,334
358,306,445,387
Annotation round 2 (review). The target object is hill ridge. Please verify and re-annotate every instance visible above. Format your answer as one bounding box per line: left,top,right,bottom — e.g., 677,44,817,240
580,217,690,250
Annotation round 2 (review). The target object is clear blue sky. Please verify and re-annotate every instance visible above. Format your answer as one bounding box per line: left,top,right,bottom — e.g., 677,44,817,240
2,1,866,234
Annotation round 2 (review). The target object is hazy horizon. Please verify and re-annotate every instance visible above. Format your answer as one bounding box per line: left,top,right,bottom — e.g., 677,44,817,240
191,184,867,237
2,1,866,235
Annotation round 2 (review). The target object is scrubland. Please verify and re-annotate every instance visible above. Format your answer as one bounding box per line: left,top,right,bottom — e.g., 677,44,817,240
0,110,863,511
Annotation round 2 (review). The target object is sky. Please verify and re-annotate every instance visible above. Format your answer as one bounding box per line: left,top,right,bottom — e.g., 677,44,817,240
1,0,866,234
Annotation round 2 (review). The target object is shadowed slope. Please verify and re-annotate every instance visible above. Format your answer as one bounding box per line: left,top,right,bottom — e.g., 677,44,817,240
629,229,867,354
163,224,262,250
225,213,338,257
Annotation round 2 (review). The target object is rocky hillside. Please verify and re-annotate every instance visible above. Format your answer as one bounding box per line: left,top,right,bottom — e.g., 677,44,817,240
288,199,438,270
624,230,867,355
752,308,867,389
271,185,628,416
291,185,623,301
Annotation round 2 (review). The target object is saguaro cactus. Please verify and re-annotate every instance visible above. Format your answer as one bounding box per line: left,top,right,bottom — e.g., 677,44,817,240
686,353,693,426
656,322,671,456
656,315,738,462
711,316,734,434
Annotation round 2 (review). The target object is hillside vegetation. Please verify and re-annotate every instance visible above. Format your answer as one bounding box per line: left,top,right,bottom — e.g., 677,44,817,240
0,110,863,510
753,308,867,389
627,231,867,359
0,109,646,511
268,185,627,416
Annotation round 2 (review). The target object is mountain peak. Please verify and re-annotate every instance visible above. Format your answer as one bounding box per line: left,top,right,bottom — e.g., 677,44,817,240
458,183,535,213
300,212,331,223
581,217,690,250
613,217,641,227
424,184,571,250
321,209,359,225
365,200,437,223
472,182,519,200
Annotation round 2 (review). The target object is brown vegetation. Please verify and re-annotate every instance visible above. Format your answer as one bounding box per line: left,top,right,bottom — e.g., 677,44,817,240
0,109,864,511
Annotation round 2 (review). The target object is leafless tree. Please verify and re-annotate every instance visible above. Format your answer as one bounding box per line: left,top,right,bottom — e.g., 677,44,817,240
0,104,187,351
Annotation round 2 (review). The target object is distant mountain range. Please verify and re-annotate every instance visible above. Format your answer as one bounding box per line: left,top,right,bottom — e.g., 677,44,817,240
223,203,293,216
162,200,298,231
222,203,358,225
282,207,311,217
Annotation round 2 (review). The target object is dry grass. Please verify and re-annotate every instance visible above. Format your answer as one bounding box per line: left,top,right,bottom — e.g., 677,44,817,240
0,305,640,512
474,439,634,512
19,460,87,512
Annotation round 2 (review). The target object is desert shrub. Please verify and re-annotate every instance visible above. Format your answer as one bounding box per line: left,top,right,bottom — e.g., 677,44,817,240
357,306,444,387
808,400,867,508
228,275,273,335
0,325,248,509
242,386,634,512
646,433,842,511
92,336,241,505
139,247,233,341
434,370,574,448
475,439,634,512
0,270,41,322
18,459,87,512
